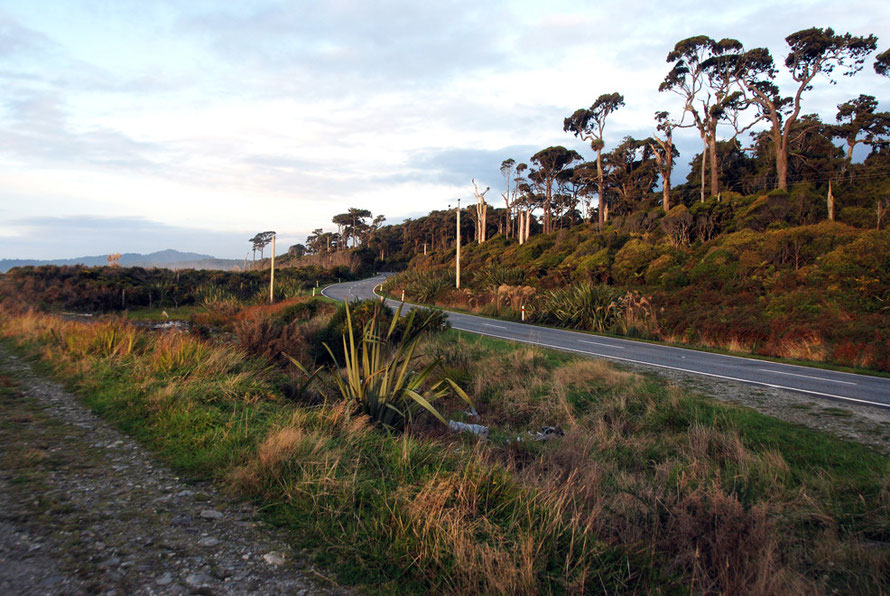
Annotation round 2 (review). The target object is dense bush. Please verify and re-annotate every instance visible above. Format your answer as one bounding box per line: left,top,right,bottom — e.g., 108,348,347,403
0,265,345,313
374,183,890,371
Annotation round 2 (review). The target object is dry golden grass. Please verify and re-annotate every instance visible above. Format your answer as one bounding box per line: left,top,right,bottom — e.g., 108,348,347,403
771,334,829,362
403,467,544,594
699,334,756,354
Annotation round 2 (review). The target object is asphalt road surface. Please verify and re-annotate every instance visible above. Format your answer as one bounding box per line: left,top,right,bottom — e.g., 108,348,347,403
323,275,890,409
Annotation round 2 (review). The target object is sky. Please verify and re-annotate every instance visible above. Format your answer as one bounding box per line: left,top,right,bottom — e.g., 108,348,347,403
1,0,888,259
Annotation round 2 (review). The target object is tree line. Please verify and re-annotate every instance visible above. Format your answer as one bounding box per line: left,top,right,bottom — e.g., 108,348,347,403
486,28,888,243
286,27,888,265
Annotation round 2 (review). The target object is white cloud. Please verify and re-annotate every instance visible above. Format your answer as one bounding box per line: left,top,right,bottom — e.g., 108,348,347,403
0,0,888,259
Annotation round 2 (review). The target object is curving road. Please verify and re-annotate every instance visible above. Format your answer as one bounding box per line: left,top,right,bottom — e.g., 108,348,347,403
323,275,890,409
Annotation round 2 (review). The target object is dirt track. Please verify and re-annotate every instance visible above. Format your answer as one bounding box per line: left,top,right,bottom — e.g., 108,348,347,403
0,346,346,596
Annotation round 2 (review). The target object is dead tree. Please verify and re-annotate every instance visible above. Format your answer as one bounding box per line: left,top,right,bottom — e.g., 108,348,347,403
472,179,491,243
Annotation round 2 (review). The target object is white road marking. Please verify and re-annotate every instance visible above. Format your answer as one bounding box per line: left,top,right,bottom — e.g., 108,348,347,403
758,368,856,385
343,277,889,409
451,324,890,410
579,339,624,349
483,323,508,330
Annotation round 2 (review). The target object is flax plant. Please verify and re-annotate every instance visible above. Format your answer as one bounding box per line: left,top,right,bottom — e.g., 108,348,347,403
292,301,472,429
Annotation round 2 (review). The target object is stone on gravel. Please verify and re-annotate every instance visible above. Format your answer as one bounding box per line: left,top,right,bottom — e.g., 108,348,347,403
198,536,220,547
185,572,211,587
200,509,223,520
263,552,287,566
155,572,173,585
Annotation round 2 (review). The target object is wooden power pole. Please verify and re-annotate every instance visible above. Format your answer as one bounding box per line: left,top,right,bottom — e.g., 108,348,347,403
269,232,276,303
456,198,461,289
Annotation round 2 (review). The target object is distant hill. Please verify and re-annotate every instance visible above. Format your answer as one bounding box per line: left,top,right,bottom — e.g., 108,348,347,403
0,250,242,273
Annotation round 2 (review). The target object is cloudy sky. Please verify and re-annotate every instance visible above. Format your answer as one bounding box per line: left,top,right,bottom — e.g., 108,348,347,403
1,0,888,259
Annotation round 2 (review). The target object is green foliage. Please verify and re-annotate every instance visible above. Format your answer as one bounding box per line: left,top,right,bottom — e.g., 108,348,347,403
612,239,658,285
536,283,626,332
387,269,454,303
5,308,890,592
0,265,341,313
315,299,450,363
472,263,526,290
740,194,792,231
838,206,876,229
297,301,472,429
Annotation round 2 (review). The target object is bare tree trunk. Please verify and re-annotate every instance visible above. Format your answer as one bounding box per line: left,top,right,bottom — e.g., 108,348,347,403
699,139,708,203
596,149,605,226
776,142,789,191
827,180,835,221
504,197,511,238
708,133,719,198
473,179,490,243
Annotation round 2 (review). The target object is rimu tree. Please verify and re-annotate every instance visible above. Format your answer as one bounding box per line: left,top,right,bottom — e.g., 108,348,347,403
737,27,878,190
564,93,624,225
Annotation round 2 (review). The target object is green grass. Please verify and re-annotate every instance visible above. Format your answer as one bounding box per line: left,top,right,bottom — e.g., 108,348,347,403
2,309,888,593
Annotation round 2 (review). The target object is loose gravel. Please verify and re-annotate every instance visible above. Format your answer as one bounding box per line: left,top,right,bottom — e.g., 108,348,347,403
0,345,347,596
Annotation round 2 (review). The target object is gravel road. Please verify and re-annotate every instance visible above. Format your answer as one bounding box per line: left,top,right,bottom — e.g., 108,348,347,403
0,345,347,596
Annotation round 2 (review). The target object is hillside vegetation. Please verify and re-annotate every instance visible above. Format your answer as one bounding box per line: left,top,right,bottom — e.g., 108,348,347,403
378,187,890,372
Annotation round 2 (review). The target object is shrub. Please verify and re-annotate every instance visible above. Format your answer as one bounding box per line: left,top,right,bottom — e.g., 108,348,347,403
661,205,693,246
295,301,472,429
536,283,625,332
386,270,454,303
838,206,876,229
612,239,657,286
472,264,527,291
739,193,792,231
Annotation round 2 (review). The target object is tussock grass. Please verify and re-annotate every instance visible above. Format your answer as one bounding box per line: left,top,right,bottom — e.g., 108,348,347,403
2,307,889,593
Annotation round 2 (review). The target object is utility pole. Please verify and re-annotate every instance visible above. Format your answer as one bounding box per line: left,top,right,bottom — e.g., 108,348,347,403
456,198,461,289
269,232,276,303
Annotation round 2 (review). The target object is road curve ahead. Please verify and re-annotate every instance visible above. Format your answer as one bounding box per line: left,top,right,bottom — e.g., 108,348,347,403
323,275,890,409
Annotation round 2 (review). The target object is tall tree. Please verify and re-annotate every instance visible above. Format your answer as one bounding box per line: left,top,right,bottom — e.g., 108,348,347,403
831,95,890,164
571,161,598,222
564,92,624,225
529,146,582,234
738,27,877,190
603,137,658,214
875,48,890,76
660,36,750,202
500,159,518,238
513,163,532,244
648,111,679,212
249,231,275,261
347,208,372,247
331,213,352,249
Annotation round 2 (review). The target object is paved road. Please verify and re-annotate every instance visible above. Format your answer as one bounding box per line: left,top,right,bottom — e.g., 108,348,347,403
323,275,890,409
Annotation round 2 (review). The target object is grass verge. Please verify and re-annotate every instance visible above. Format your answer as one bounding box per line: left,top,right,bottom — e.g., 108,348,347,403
1,309,888,593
